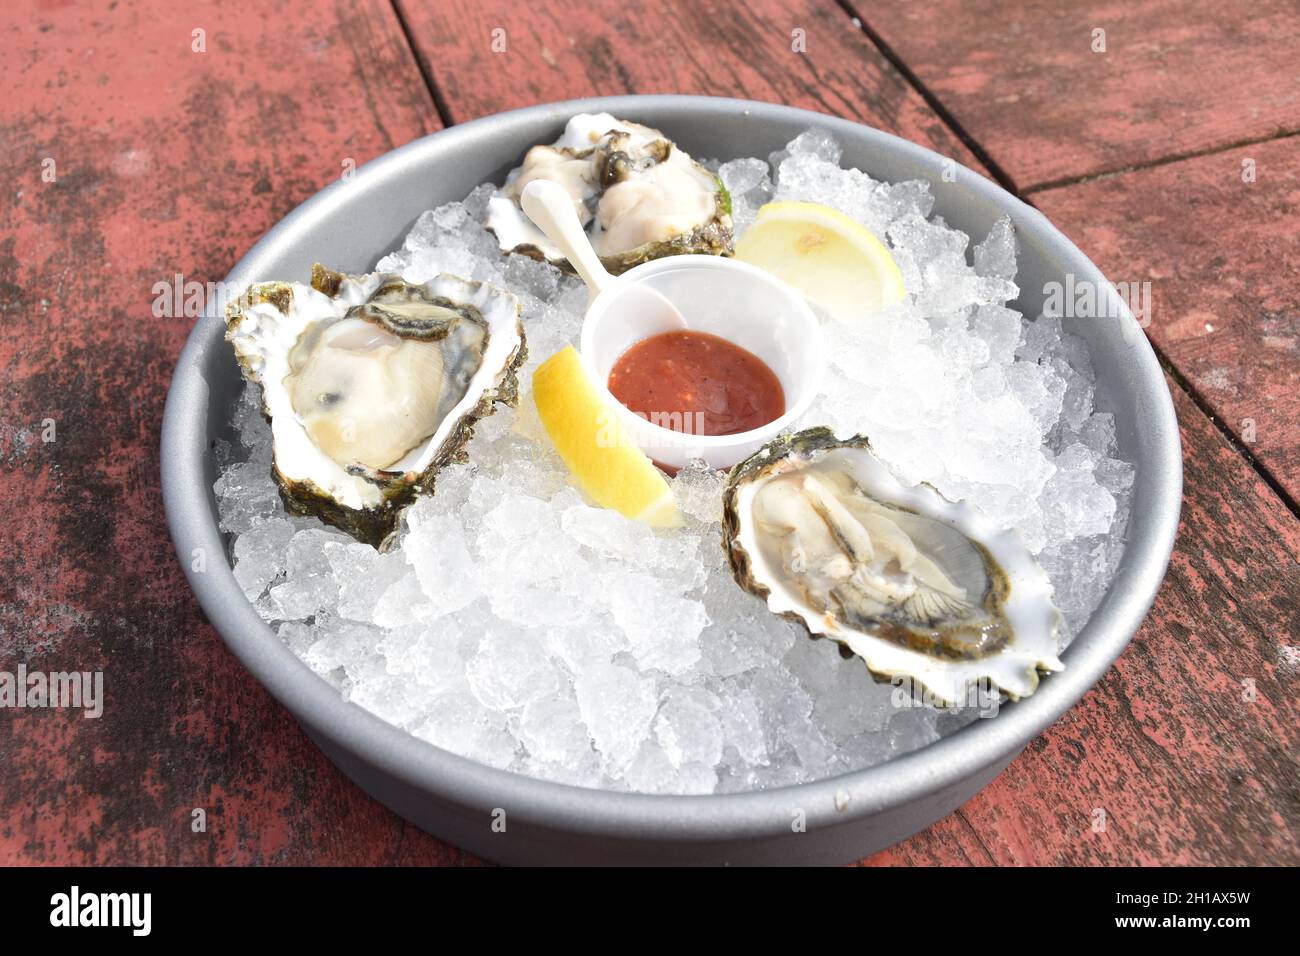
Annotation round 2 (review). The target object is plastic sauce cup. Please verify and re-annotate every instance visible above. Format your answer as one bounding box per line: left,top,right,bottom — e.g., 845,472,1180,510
579,254,827,471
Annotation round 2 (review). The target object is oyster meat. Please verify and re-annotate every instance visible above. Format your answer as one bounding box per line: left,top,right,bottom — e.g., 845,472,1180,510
487,112,733,274
723,428,1063,703
225,264,526,547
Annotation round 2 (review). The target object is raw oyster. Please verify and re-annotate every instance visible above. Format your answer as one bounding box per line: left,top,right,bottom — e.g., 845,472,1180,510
225,264,526,547
722,428,1063,703
487,112,733,274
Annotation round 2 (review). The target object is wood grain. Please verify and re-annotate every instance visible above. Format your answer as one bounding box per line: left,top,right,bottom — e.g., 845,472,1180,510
855,0,1300,191
0,0,447,865
395,0,984,170
1033,137,1300,503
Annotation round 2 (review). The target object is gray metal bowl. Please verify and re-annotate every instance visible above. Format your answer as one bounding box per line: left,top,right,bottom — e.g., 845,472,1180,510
161,96,1181,865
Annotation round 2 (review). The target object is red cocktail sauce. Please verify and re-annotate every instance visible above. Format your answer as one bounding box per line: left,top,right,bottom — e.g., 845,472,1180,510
607,330,785,437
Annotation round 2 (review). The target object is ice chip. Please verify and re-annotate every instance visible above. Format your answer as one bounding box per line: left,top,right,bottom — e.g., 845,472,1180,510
575,661,658,771
654,688,724,769
466,630,560,711
974,215,1017,280
519,694,591,764
231,517,294,600
718,157,771,196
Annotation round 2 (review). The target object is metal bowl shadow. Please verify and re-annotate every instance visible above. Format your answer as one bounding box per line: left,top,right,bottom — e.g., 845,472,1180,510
161,95,1181,865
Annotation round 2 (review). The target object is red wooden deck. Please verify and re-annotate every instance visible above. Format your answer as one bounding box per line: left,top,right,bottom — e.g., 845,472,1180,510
1,0,1295,866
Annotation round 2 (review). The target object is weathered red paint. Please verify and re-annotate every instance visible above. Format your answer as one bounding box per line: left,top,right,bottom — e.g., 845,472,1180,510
1034,137,1300,503
858,0,1300,191
1,0,1296,866
394,0,988,173
0,0,453,865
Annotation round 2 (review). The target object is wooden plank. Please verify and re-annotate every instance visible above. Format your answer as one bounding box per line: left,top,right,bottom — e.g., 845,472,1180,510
1034,136,1300,501
3,0,1295,867
0,0,444,864
395,0,985,170
856,0,1300,190
866,379,1300,866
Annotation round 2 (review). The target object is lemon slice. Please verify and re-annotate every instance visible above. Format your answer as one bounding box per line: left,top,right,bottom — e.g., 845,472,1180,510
532,346,680,527
734,200,906,320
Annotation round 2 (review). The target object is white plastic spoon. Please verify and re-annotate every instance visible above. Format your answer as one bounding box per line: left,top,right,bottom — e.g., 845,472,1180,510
520,180,689,333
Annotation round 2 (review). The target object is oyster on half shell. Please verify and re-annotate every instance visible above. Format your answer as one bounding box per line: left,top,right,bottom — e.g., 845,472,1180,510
225,264,526,548
722,428,1063,703
487,112,733,274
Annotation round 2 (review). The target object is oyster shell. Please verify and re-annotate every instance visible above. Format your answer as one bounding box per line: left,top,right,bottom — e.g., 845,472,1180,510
487,112,733,274
722,428,1063,703
225,264,526,547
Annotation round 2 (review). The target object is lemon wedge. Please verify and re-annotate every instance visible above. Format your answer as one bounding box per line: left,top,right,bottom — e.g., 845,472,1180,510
532,346,680,527
734,200,906,320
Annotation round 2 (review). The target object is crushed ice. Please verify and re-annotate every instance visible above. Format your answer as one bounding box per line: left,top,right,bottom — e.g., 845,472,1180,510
213,130,1135,794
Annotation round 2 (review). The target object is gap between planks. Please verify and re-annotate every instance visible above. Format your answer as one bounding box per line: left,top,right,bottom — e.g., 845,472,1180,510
1026,128,1300,196
390,0,457,128
834,0,1023,194
835,0,1300,521
1154,347,1300,520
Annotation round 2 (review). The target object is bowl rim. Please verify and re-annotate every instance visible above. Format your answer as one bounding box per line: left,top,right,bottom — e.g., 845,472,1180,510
579,254,828,452
161,94,1182,842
